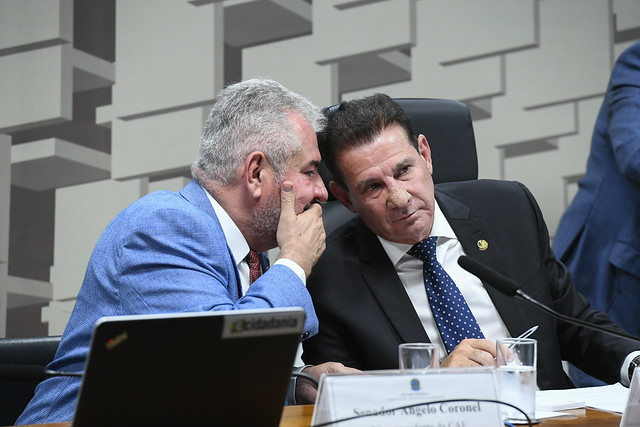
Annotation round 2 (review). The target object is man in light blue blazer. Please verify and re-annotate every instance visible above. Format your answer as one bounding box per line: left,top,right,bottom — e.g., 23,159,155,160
553,41,640,386
17,79,355,424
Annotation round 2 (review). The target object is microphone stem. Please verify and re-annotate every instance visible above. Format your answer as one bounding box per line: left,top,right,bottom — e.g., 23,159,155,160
515,291,640,344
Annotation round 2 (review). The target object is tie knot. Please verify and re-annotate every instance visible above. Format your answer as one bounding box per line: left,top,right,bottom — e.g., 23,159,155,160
407,236,438,262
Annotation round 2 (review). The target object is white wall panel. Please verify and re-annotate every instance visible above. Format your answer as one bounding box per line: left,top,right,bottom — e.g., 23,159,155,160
113,0,222,118
423,0,538,62
0,136,9,264
42,300,76,335
243,35,334,107
314,0,414,62
111,107,204,180
11,138,110,191
0,0,72,50
508,0,611,108
1,0,640,337
0,46,72,132
614,0,640,32
504,97,604,236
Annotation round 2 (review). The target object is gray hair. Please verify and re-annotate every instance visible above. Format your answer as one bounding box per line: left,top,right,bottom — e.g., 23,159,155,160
191,79,326,186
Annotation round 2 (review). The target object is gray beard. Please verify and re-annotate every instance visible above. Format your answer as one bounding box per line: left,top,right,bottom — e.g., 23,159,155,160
251,185,281,246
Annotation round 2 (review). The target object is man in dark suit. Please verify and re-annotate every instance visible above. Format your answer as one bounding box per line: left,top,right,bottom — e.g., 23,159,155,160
302,94,640,389
553,41,640,387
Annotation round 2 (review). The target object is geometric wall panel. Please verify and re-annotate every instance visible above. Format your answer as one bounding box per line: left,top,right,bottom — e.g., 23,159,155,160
243,35,335,106
0,44,114,133
111,108,204,180
224,0,312,48
112,0,221,119
615,0,640,36
0,0,72,52
314,0,414,95
0,47,72,133
11,138,110,191
2,0,640,338
0,135,11,264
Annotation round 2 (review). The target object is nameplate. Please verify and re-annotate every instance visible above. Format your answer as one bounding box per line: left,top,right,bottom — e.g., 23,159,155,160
621,366,640,427
312,368,502,426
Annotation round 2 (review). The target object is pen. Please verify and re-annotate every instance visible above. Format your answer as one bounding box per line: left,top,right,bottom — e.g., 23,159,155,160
509,325,538,348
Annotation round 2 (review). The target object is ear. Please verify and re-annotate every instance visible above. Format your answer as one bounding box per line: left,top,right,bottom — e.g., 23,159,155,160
329,181,357,213
244,151,271,199
417,134,433,175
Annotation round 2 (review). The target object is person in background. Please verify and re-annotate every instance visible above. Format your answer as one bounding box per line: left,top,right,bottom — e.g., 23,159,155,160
17,78,356,425
302,93,640,390
553,41,640,387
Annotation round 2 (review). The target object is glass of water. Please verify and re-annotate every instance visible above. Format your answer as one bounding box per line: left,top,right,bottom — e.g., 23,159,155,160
398,343,439,371
496,338,537,423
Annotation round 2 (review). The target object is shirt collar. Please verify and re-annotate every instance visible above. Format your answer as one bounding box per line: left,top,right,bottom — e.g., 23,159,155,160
378,200,456,266
201,184,249,266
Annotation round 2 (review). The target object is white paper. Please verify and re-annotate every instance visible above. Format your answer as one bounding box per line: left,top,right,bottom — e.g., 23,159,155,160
536,383,629,414
535,392,584,411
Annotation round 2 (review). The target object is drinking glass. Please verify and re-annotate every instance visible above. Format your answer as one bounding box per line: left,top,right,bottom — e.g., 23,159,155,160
398,343,439,371
496,338,537,423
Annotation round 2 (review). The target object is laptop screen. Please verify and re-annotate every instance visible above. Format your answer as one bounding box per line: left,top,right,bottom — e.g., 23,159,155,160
72,308,305,426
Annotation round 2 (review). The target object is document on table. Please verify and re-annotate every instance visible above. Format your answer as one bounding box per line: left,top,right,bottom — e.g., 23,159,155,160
536,383,629,413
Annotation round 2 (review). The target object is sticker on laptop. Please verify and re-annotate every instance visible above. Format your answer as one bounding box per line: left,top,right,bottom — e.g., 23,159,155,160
222,312,301,338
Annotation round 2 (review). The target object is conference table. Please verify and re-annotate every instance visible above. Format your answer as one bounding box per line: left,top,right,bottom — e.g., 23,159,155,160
13,405,622,426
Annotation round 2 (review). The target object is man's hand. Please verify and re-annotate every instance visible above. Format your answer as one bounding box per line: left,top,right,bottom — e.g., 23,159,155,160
440,339,498,368
295,362,360,404
277,182,326,277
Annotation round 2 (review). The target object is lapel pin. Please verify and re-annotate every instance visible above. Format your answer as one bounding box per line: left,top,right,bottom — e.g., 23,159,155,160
476,239,488,251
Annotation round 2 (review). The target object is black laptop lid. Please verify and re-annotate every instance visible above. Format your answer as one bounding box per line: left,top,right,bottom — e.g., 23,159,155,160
72,308,305,427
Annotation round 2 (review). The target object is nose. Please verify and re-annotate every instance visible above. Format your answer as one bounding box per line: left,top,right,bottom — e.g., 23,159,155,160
387,186,410,208
315,179,329,202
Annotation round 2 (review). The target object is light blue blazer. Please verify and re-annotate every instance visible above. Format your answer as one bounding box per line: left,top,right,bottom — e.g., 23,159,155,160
17,179,318,424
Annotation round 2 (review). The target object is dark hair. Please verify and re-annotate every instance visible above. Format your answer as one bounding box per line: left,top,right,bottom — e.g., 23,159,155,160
319,94,418,189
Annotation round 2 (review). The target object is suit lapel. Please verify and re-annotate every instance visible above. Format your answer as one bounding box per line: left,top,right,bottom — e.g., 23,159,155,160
355,221,431,344
435,189,529,337
179,179,242,299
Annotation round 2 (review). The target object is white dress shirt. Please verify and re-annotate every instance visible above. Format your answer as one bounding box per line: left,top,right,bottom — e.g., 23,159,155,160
202,185,305,296
378,200,511,360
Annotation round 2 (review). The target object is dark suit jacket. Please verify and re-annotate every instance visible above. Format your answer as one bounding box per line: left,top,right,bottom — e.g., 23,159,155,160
553,41,640,338
303,179,638,390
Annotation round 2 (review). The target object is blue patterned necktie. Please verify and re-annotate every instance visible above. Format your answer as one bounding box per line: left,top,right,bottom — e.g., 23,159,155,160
408,236,484,353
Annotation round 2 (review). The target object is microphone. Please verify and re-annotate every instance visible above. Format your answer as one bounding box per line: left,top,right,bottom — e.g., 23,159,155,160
0,365,82,381
458,255,640,344
458,256,519,297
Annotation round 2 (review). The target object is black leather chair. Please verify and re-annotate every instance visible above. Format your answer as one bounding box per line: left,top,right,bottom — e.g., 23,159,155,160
0,335,61,426
320,98,478,234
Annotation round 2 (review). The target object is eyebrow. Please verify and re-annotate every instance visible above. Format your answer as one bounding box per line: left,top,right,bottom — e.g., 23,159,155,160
394,158,414,172
355,158,414,192
356,177,377,192
302,160,321,172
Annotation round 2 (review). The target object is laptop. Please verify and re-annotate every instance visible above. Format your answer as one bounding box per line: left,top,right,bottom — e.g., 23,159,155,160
72,308,305,426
